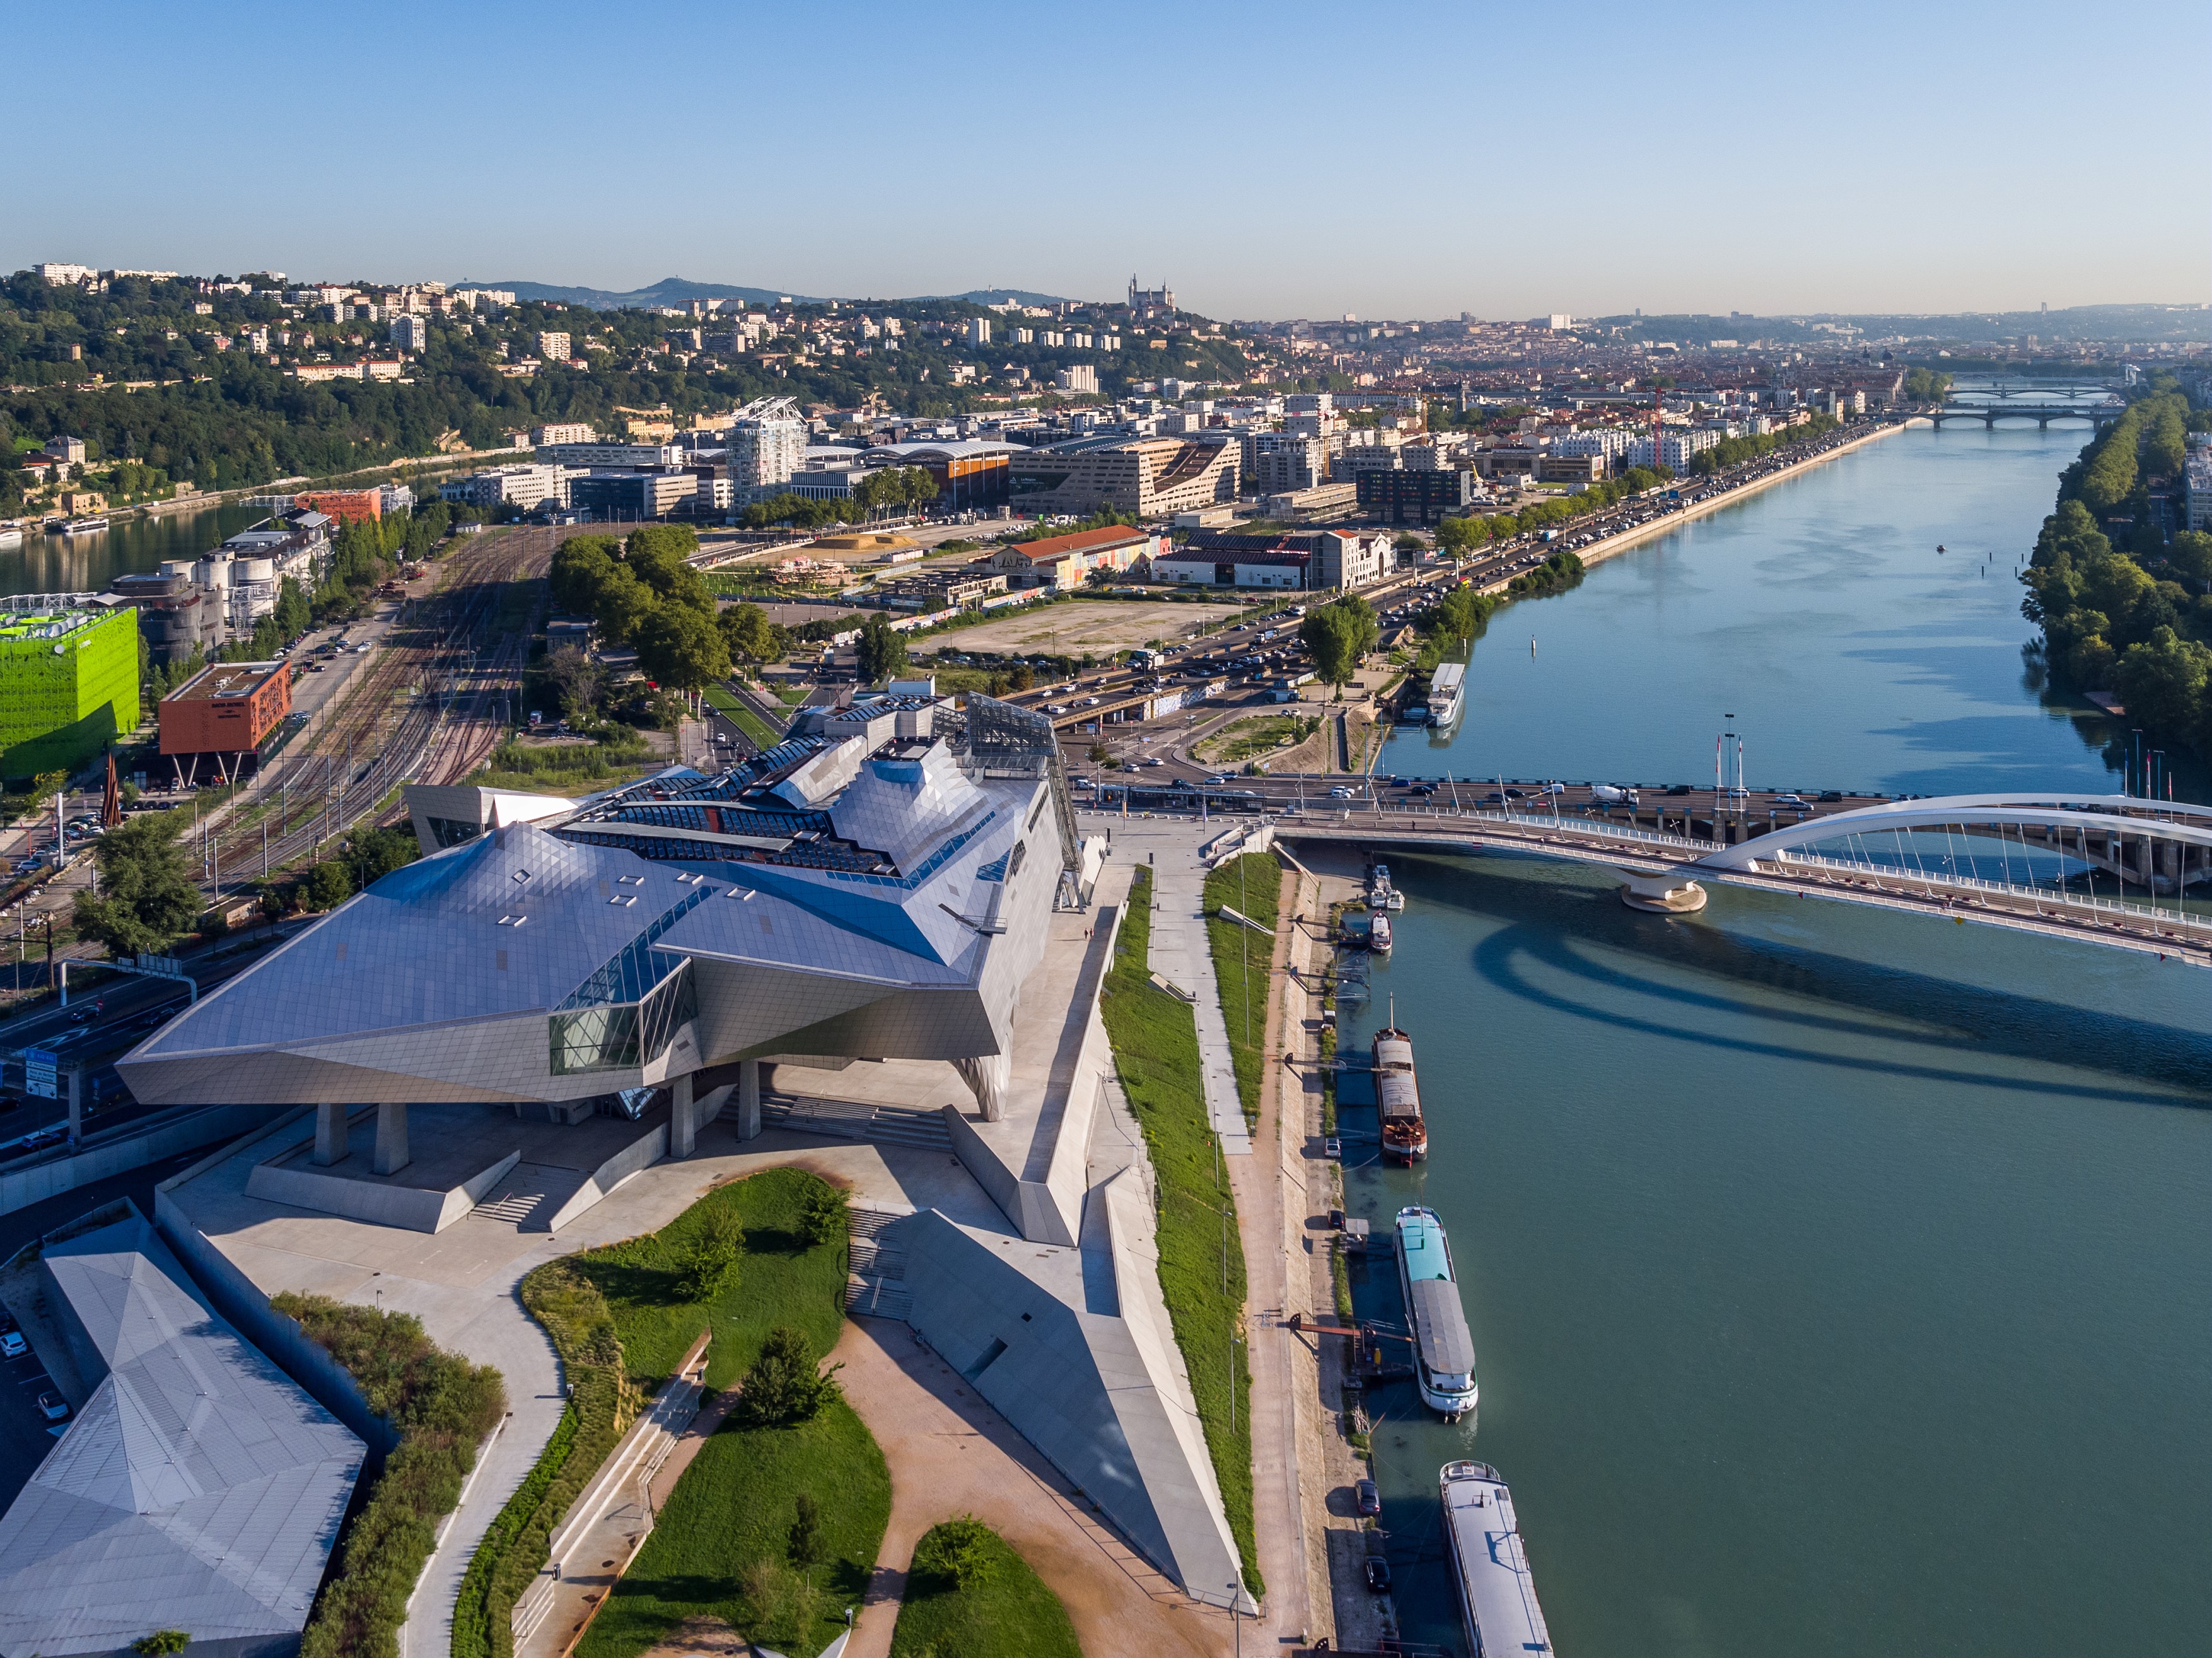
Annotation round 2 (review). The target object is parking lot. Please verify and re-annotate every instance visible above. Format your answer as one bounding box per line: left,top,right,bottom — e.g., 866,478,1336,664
937,598,1245,655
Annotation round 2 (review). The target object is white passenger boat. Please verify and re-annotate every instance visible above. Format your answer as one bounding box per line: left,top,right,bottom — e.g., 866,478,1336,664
1440,1460,1552,1657
1394,1205,1476,1417
1369,913,1392,952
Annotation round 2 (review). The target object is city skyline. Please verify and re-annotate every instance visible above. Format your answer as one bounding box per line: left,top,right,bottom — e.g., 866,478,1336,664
9,0,2206,320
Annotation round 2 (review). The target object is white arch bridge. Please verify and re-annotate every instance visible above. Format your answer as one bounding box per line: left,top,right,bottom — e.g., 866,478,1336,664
1272,791,2212,967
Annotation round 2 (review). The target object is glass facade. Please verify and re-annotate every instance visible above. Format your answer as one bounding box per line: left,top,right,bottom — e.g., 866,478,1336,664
547,885,712,1075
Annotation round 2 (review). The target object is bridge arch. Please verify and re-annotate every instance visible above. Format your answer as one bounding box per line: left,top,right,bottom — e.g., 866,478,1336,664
1696,792,2212,889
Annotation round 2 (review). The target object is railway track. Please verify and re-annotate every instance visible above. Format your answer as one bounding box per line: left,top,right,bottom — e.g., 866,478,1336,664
192,525,559,896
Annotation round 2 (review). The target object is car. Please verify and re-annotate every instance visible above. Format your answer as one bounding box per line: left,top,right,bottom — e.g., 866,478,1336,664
1665,783,1693,796
35,1391,69,1422
1354,1477,1382,1517
1481,790,1506,805
1364,1556,1393,1593
1328,786,1354,800
1412,783,1438,797
1817,790,1845,802
0,1329,24,1360
1143,757,1165,768
1771,793,1808,807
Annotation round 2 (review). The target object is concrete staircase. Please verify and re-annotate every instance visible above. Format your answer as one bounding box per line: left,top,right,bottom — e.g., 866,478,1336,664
762,1093,954,1154
844,1205,914,1322
467,1162,592,1232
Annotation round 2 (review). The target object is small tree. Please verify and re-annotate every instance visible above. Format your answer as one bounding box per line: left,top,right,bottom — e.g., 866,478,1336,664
544,645,603,722
735,1325,842,1428
800,1181,848,1246
788,1491,823,1582
856,614,909,686
305,860,353,911
683,1205,743,1302
132,1633,190,1655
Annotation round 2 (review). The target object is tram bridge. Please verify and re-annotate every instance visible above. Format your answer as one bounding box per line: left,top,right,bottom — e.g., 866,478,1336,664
1929,395,2125,430
1271,791,2212,967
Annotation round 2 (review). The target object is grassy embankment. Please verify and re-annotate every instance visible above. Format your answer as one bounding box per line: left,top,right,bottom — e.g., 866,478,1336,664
888,1521,1080,1658
1098,867,1262,1596
468,732,661,796
571,1168,887,1658
1203,852,1281,1126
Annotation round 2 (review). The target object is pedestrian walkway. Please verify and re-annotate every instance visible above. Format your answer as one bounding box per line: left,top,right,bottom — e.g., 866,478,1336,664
1097,822,1251,1155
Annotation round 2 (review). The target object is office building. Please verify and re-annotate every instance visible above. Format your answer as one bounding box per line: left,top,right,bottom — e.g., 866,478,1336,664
0,1207,362,1658
1175,528,1390,590
440,464,569,512
536,441,684,470
0,597,139,783
1007,435,1238,518
859,440,1017,511
569,470,699,521
1358,467,1477,525
107,568,223,666
390,314,428,352
158,659,293,784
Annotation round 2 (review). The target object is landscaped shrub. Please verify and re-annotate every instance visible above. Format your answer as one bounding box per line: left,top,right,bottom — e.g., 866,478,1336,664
890,1520,1080,1658
273,1294,506,1658
733,1326,843,1428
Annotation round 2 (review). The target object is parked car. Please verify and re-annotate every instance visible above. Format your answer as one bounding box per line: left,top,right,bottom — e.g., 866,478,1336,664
1354,1477,1382,1517
1328,786,1354,800
1364,1556,1393,1593
35,1391,69,1422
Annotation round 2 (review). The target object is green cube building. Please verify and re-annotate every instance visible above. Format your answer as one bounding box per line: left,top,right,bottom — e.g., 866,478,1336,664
0,597,141,784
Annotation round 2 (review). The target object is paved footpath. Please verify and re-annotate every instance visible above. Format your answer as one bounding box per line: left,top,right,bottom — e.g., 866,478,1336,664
1087,817,1252,1155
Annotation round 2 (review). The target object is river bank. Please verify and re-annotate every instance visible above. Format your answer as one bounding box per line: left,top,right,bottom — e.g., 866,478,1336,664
1474,417,1912,597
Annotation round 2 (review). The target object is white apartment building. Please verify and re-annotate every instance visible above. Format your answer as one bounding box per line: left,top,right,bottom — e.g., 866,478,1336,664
1055,365,1100,395
1042,330,1065,347
440,464,568,511
35,262,97,286
1623,430,1723,470
531,423,598,447
2186,453,2212,532
727,397,807,491
1013,327,1035,344
537,441,684,469
1552,429,1636,462
389,315,428,353
1282,393,1334,415
964,317,992,347
1247,431,1329,493
537,331,572,361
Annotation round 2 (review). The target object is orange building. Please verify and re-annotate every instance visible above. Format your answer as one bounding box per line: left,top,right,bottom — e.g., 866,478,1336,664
294,488,382,524
158,660,292,782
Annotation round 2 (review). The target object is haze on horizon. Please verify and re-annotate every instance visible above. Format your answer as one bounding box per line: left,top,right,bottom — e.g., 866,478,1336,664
9,0,2206,322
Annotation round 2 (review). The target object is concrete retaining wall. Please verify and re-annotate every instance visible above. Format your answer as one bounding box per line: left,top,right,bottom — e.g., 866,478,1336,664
545,1120,668,1232
0,1101,278,1218
152,1112,400,1462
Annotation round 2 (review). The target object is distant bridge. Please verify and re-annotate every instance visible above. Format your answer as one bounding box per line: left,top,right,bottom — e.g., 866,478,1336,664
1928,401,2124,429
1274,791,2212,967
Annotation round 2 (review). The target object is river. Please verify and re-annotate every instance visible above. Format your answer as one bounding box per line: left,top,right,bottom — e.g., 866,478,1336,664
1,501,267,602
1337,424,2211,1657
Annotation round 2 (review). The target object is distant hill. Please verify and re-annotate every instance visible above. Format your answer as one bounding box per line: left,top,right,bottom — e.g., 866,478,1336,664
460,276,822,310
463,277,1076,311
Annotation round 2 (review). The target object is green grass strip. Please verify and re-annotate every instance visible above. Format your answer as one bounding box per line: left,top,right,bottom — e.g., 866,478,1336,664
889,1522,1080,1658
1203,852,1281,1126
703,682,784,749
578,1398,888,1658
1098,868,1263,1596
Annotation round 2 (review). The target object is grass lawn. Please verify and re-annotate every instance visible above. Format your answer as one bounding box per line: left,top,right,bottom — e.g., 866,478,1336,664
1204,852,1281,1125
888,1524,1080,1658
1194,714,1320,766
576,1398,889,1658
568,1165,849,1391
702,682,784,749
1097,868,1262,1596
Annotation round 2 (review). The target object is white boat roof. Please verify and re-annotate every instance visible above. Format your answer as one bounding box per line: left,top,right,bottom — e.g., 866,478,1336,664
1441,1461,1552,1655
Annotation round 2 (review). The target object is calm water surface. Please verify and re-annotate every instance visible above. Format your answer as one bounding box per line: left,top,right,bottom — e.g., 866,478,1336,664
2,501,264,600
1339,426,2211,1657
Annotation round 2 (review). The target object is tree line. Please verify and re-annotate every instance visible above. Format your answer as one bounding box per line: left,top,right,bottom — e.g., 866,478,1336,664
738,466,938,530
2021,379,2212,762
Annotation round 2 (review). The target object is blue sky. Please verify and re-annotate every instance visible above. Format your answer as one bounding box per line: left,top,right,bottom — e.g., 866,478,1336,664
10,0,2206,319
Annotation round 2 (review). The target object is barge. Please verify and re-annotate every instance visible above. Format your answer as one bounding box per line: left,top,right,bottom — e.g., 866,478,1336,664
1374,1020,1426,1163
1394,1204,1477,1418
1440,1460,1551,1657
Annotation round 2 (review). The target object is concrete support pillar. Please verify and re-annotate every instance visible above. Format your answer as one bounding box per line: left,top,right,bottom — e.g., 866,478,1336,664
373,1101,410,1176
313,1101,348,1167
671,1071,696,1159
736,1060,762,1142
66,1069,83,1149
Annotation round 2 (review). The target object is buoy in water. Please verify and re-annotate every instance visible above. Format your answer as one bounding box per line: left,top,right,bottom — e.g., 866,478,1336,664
1938,543,1947,553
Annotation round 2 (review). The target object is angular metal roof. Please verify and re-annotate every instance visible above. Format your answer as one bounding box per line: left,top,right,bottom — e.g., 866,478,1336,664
0,1215,363,1657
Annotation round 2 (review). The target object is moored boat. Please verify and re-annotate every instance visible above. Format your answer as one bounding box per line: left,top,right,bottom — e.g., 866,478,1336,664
1369,913,1392,952
1394,1205,1477,1417
59,516,109,535
1440,1461,1551,1657
1374,1018,1426,1163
